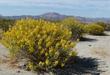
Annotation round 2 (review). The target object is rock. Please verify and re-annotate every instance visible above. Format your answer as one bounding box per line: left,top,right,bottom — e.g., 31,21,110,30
17,70,21,73
89,45,92,47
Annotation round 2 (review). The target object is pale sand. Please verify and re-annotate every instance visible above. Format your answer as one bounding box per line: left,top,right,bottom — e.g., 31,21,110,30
76,31,110,75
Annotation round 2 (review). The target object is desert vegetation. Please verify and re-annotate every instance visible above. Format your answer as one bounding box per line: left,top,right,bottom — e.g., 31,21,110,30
0,19,15,32
85,23,105,35
60,17,86,39
0,17,110,75
2,19,77,71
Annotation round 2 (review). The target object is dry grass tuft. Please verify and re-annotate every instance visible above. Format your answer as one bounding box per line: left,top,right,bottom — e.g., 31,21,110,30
0,56,19,69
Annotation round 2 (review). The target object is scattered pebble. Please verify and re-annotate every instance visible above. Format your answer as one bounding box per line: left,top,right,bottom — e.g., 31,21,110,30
17,70,21,73
89,45,92,47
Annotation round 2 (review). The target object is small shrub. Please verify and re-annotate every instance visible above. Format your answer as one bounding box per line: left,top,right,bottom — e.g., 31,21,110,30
0,29,3,39
95,21,107,30
61,17,85,39
85,24,104,35
105,23,110,31
2,19,77,71
0,19,15,31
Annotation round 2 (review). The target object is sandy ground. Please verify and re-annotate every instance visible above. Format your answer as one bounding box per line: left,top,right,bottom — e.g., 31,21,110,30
76,31,110,75
0,31,110,75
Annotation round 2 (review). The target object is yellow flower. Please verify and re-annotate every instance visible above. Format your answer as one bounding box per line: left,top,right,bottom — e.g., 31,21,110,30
45,59,49,65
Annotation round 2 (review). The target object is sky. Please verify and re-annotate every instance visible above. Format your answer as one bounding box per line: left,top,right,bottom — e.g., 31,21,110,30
0,0,110,18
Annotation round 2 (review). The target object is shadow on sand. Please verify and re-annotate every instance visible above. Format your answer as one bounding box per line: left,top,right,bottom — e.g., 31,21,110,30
80,37,97,42
94,33,110,36
51,56,104,75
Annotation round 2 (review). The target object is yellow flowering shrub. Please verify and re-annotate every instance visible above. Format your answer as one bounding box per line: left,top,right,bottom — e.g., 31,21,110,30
95,21,106,30
61,17,86,39
85,24,104,35
2,19,77,71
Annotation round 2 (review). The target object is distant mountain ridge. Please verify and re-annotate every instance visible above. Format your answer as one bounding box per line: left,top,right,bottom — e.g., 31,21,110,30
1,12,110,23
39,12,67,20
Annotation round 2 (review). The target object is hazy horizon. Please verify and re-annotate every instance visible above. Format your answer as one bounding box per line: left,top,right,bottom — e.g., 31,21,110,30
0,0,110,18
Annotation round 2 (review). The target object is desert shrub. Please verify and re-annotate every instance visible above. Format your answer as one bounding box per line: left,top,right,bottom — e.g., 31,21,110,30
85,24,104,35
2,19,77,71
0,19,15,31
61,17,86,39
94,21,107,30
105,23,110,31
0,19,15,39
0,29,3,39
